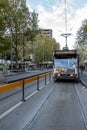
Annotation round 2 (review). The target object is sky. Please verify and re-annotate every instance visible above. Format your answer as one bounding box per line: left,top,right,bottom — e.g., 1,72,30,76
26,0,87,49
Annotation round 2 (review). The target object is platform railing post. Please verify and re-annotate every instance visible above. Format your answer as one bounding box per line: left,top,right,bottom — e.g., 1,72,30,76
45,74,46,85
22,80,25,102
37,76,39,90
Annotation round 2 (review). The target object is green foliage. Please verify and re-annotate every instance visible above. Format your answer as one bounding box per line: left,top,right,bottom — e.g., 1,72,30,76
0,65,8,70
0,0,39,65
0,0,59,66
75,19,87,63
34,32,59,64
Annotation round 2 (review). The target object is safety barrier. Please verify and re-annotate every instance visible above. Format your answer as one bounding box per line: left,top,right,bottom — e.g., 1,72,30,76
0,71,52,101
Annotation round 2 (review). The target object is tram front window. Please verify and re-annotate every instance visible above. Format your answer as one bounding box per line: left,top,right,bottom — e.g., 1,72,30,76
54,58,77,68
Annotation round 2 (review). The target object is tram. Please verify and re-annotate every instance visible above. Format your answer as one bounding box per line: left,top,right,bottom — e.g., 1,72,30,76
53,49,79,82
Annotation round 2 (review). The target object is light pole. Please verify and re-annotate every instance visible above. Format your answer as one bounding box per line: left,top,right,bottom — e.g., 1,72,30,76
10,22,13,72
43,43,44,69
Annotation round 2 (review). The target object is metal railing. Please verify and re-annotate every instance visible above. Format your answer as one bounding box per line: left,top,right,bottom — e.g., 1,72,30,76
0,71,53,102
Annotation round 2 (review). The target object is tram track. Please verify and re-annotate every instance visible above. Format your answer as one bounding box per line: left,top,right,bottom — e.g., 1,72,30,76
74,83,87,129
26,81,86,130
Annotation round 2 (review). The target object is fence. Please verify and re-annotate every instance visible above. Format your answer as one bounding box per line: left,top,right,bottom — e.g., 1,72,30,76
0,71,52,101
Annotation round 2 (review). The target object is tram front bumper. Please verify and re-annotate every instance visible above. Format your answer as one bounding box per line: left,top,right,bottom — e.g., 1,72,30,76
53,73,78,80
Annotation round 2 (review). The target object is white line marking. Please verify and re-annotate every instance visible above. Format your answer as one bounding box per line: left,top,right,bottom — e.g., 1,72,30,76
25,90,38,100
0,102,22,120
0,91,38,120
39,86,44,90
0,82,51,120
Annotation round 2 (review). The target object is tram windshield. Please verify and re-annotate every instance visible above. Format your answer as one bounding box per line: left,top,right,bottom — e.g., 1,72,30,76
54,58,77,68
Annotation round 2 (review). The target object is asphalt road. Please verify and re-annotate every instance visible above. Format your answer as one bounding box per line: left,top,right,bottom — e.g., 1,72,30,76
0,70,87,130
0,81,55,130
28,82,86,130
0,77,49,115
0,81,86,130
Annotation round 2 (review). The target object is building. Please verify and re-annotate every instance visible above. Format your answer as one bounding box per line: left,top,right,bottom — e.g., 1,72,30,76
43,29,52,38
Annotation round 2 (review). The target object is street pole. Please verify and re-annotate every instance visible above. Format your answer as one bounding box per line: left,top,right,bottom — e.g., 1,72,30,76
10,26,13,72
42,39,45,69
60,0,71,49
23,33,25,71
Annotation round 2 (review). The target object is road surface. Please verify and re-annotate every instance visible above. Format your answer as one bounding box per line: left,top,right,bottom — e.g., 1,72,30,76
27,82,86,130
0,70,87,130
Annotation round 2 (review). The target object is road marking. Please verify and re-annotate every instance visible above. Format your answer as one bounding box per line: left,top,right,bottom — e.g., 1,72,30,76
0,102,22,120
0,83,50,120
25,90,38,100
0,90,38,120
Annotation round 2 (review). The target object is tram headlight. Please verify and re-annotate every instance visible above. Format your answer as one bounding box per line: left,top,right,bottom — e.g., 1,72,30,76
58,74,60,76
70,74,78,77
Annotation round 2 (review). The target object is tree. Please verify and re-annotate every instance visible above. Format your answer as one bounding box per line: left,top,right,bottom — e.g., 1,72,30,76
0,0,11,58
25,10,39,56
75,19,87,63
34,32,59,65
0,0,39,68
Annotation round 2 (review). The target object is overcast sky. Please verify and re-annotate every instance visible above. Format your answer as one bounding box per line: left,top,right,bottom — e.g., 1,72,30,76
26,0,87,49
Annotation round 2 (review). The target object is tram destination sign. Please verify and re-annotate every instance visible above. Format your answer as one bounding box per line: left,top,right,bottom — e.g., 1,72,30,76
55,50,76,55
